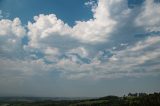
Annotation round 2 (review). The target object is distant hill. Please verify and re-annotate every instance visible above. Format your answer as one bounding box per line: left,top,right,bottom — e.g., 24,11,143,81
0,92,160,106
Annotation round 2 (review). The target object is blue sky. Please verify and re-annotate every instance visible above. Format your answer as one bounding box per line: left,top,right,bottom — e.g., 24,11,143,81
0,0,94,25
0,0,160,97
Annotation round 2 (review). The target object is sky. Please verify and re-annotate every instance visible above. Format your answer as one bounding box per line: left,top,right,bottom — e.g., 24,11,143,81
0,0,160,97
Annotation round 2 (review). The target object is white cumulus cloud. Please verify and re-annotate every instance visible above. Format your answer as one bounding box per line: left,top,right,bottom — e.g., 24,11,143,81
0,18,26,58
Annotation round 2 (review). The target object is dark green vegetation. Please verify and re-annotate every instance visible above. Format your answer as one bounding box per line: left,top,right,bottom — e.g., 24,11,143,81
0,92,160,106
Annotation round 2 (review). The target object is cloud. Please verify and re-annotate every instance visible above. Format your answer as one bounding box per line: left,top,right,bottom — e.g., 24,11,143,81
45,47,59,56
1,36,159,80
0,18,26,59
44,47,60,63
68,47,88,58
0,18,25,37
72,0,118,43
84,0,96,7
0,0,160,80
27,14,72,48
135,0,160,31
84,0,97,12
55,36,160,79
0,57,56,83
27,0,119,44
27,0,160,47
